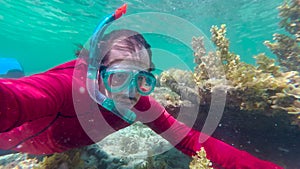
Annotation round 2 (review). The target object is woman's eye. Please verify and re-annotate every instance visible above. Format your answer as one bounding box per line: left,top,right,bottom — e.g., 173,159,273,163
108,73,129,86
137,76,144,81
116,73,126,79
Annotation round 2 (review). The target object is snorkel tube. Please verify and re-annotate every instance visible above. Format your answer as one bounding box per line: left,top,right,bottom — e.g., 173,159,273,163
87,4,137,124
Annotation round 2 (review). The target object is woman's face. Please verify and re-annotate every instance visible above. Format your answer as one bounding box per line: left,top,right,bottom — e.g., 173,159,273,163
99,48,151,109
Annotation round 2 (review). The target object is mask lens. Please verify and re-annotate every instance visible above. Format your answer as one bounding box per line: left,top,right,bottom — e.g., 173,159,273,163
102,68,156,95
103,70,132,92
136,71,156,95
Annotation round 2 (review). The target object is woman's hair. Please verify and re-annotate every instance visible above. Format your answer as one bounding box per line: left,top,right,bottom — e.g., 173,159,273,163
75,29,155,70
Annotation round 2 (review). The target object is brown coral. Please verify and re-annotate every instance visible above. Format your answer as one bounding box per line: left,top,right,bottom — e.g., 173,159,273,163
264,0,300,72
278,0,300,41
33,149,84,169
264,34,300,72
189,148,213,169
192,25,288,112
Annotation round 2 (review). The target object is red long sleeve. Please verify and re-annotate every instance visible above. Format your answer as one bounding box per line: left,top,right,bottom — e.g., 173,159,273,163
0,59,128,154
0,61,74,132
133,96,283,169
0,59,286,168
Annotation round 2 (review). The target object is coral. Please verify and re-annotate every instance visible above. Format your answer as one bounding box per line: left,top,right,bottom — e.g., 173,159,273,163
188,21,300,126
155,9,300,128
264,0,300,72
134,151,167,169
253,53,282,77
264,34,300,72
260,0,300,125
277,0,300,41
157,69,200,104
210,24,238,66
189,148,213,169
191,24,289,111
151,87,182,108
192,37,225,87
156,21,299,127
0,153,40,169
151,1,300,166
0,158,39,169
271,71,300,125
209,25,285,91
33,149,84,169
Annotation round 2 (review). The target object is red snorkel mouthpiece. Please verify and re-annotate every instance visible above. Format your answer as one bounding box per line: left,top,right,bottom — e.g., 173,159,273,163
114,4,127,20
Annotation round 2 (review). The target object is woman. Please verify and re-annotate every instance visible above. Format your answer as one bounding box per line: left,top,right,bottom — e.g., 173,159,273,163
0,5,283,169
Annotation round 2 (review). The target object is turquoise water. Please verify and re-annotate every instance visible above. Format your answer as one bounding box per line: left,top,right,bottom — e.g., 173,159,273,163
1,0,298,168
0,0,283,75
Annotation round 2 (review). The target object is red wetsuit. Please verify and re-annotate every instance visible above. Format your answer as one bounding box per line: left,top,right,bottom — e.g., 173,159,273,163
0,59,283,169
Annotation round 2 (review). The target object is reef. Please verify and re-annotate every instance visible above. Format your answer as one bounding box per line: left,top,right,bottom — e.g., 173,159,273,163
155,15,299,125
189,148,213,169
154,1,300,168
0,123,191,169
194,24,300,120
277,0,300,41
263,0,300,72
157,23,299,123
33,149,85,169
0,153,39,169
263,0,300,125
1,1,300,169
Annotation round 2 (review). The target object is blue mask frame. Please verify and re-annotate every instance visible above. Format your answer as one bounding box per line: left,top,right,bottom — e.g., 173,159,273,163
100,65,156,96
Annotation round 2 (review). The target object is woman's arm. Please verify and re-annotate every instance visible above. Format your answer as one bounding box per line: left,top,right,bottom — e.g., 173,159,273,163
0,60,75,132
133,96,283,169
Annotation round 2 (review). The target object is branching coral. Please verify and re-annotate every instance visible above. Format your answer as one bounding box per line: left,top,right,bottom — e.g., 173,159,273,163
253,53,282,77
192,38,225,87
264,33,300,72
191,24,290,111
191,30,228,107
210,24,238,66
277,0,300,41
189,22,300,128
264,0,300,72
154,0,300,127
189,148,213,169
261,0,300,124
271,71,300,125
157,69,200,104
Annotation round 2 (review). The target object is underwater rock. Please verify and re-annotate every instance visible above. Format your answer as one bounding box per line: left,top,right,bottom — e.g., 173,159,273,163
0,153,39,169
0,123,191,169
84,122,191,169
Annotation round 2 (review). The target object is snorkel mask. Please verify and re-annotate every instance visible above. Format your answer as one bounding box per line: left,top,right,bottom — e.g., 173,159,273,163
100,65,156,96
87,4,156,124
